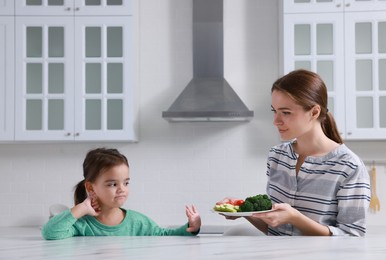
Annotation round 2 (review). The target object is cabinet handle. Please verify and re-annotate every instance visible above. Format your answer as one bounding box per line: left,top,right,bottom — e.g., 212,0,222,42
347,132,352,135
65,7,71,11
74,133,80,136
345,3,350,7
65,132,71,136
336,4,341,8
75,7,80,11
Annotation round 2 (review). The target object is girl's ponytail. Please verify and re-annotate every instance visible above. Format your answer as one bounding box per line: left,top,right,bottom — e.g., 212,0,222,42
74,179,87,205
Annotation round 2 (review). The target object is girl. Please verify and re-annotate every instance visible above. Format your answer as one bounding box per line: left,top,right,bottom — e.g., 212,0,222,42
42,148,201,240
226,69,370,236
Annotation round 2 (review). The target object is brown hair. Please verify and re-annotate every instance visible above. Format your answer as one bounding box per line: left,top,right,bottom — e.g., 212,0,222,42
74,148,129,205
271,69,343,144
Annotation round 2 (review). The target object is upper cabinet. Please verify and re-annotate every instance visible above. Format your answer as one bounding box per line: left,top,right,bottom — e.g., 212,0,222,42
0,16,14,141
281,0,386,140
0,0,14,15
344,11,386,139
15,0,132,16
283,0,386,13
1,0,138,142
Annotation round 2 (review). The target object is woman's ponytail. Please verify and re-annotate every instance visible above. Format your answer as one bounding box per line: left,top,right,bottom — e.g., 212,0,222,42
322,111,343,144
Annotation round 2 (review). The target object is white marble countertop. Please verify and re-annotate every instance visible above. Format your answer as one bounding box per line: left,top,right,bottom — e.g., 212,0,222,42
1,226,386,259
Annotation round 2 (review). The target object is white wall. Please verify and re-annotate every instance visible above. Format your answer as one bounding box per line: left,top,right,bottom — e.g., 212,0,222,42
0,0,385,229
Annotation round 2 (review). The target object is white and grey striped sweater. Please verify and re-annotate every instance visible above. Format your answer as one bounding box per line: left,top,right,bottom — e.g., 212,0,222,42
266,141,371,236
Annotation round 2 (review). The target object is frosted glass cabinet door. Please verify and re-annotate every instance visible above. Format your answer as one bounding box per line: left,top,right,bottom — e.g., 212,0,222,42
283,0,386,13
16,0,132,15
346,0,386,12
345,11,386,139
74,17,136,141
283,13,346,137
0,0,14,15
15,17,75,140
75,0,132,15
15,0,74,16
283,0,343,13
0,17,14,140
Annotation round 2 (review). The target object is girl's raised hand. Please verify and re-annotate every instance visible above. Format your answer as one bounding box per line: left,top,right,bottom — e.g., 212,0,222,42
79,195,101,217
185,205,201,233
70,195,100,219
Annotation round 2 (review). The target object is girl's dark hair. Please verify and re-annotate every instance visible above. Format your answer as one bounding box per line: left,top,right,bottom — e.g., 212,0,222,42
74,148,129,205
271,69,343,144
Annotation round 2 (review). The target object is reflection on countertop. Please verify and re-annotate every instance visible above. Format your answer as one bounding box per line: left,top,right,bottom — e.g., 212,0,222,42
1,226,386,259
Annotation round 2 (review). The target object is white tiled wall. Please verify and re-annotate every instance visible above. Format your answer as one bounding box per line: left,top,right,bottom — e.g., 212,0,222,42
0,0,385,229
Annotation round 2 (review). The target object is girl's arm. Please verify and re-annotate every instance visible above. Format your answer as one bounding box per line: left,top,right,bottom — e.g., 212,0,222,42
41,209,79,240
41,197,99,240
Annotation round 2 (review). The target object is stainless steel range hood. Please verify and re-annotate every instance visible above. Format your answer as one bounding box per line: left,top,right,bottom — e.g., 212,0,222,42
162,0,254,122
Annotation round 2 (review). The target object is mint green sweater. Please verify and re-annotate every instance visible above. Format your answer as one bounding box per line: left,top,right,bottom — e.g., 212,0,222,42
42,209,197,240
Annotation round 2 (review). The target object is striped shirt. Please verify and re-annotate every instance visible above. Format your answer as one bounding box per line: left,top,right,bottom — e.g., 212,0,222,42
266,141,371,237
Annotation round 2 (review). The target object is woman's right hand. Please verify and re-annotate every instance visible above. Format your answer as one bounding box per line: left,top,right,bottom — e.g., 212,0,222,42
221,214,242,220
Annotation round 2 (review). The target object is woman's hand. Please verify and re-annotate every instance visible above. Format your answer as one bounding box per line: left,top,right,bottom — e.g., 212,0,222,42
251,203,298,227
251,203,331,235
185,205,201,233
221,214,241,220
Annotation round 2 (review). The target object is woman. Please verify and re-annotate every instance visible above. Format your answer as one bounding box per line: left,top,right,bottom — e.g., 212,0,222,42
238,70,370,236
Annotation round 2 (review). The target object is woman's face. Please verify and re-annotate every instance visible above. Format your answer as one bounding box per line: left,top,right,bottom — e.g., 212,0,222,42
89,163,130,209
271,90,315,141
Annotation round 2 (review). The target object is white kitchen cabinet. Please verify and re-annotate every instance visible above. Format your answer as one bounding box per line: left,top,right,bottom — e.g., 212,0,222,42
0,17,14,140
344,12,386,139
0,0,14,15
282,1,386,140
15,0,131,16
13,1,137,142
283,13,346,137
283,0,386,14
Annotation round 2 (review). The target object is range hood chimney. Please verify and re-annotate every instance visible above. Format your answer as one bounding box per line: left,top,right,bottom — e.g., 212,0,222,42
162,0,254,122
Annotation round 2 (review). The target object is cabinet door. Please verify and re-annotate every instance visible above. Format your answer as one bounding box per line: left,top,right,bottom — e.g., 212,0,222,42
283,0,344,14
0,17,14,140
15,0,132,16
75,0,132,16
74,17,137,141
283,0,386,13
345,0,386,12
15,0,74,16
345,11,386,139
15,17,75,141
283,13,346,138
0,0,14,15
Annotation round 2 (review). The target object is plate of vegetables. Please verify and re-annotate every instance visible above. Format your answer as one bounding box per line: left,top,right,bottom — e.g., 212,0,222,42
213,194,274,216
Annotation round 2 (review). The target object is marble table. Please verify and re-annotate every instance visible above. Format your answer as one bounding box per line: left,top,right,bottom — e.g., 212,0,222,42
1,226,386,259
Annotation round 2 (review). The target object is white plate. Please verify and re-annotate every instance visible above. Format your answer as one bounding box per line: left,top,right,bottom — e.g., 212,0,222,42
212,209,275,217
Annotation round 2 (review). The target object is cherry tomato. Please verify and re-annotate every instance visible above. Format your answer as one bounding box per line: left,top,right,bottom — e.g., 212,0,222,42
232,199,244,206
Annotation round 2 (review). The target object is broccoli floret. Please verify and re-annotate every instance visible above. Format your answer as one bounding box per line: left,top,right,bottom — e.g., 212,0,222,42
239,200,254,212
239,194,272,212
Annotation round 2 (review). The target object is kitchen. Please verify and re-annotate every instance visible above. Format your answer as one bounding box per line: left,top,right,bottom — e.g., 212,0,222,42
1,0,386,258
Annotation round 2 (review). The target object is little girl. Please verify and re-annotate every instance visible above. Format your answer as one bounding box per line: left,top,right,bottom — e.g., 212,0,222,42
42,148,201,240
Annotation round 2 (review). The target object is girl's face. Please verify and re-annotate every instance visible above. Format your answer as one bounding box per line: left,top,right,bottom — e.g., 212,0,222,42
271,90,317,141
88,163,130,209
